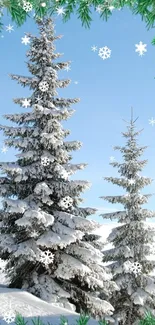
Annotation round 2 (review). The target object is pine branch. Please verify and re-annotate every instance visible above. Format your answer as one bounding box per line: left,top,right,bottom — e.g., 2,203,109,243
0,0,155,47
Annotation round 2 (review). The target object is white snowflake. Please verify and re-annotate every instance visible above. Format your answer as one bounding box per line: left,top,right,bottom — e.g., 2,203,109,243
39,81,49,92
96,5,103,13
130,262,142,276
40,250,54,266
58,196,73,209
56,6,66,16
21,35,30,45
5,24,14,33
1,146,8,154
128,179,135,185
3,311,16,324
109,156,115,162
41,157,50,166
31,230,39,238
149,117,155,126
91,45,98,52
64,65,71,72
74,81,79,84
98,46,111,60
41,2,46,7
109,5,115,11
135,41,147,56
23,1,33,12
35,96,42,102
123,261,142,276
21,98,31,108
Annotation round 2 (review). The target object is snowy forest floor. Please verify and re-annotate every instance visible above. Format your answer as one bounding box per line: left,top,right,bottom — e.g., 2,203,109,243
1,222,155,325
0,258,100,325
0,251,101,324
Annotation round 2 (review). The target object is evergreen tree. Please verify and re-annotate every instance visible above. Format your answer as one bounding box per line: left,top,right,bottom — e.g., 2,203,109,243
0,17,118,320
100,111,155,325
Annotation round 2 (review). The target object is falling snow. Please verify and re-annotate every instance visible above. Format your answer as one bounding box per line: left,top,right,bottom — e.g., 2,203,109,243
135,41,147,56
98,46,111,60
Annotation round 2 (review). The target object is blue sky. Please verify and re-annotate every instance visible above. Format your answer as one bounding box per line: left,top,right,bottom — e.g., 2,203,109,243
1,6,155,224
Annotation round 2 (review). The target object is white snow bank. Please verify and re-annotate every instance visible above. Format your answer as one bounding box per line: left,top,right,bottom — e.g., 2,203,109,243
0,286,99,325
92,223,119,242
1,222,155,325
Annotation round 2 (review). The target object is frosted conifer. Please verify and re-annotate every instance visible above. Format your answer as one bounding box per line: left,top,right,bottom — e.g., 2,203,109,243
0,18,118,320
100,110,155,325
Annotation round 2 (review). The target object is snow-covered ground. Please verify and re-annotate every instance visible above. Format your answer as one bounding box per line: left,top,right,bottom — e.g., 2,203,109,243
1,222,155,325
0,224,113,325
0,280,101,325
0,286,79,324
0,223,118,325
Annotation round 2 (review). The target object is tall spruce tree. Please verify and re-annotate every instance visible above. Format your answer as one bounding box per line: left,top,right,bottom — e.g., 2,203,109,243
100,111,155,325
0,17,118,320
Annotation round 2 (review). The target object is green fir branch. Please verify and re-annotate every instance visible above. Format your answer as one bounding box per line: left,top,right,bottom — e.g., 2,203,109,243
33,0,49,19
151,36,155,46
138,310,155,324
0,20,3,31
1,0,155,43
62,0,77,23
99,7,113,23
77,0,93,28
15,313,28,325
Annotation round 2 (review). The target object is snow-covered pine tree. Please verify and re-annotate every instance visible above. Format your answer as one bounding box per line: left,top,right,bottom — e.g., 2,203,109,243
0,17,118,320
100,110,155,325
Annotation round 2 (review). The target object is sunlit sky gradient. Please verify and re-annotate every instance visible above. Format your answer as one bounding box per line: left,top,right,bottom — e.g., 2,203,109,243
1,6,155,224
